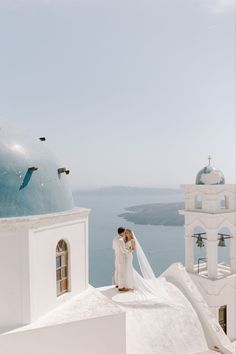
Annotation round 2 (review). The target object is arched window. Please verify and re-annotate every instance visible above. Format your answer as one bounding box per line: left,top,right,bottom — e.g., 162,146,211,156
56,240,69,296
220,195,229,209
195,195,203,209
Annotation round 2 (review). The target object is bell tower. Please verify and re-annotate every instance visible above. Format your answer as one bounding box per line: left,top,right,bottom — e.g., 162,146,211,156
179,158,236,341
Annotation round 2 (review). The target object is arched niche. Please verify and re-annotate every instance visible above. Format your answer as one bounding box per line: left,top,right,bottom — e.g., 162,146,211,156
219,194,229,210
195,195,203,210
217,226,231,267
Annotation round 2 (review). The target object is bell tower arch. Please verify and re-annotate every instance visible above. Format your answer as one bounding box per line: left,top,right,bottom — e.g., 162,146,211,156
179,158,236,340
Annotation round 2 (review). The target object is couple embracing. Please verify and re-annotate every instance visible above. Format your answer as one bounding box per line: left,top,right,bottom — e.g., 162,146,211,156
112,227,136,292
112,227,169,303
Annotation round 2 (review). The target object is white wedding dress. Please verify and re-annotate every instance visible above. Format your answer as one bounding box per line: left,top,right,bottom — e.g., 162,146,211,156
118,233,173,304
124,240,135,289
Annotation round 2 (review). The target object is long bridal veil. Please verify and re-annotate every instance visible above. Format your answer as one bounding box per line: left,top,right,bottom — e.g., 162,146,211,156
132,231,172,302
113,231,175,304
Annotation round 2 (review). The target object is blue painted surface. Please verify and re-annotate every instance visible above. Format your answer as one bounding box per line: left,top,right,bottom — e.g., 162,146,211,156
0,121,74,218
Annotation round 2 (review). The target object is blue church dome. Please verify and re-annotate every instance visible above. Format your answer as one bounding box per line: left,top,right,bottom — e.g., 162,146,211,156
196,157,225,185
0,120,74,218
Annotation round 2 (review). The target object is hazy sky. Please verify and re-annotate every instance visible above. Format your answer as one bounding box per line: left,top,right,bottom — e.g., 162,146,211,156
0,0,235,189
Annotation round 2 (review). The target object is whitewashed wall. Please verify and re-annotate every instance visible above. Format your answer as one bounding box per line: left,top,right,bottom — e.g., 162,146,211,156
29,217,88,321
0,226,28,333
191,273,236,341
0,208,90,332
0,313,126,354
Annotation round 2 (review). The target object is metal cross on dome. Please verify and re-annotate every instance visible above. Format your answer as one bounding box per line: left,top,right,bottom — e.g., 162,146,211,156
208,155,212,165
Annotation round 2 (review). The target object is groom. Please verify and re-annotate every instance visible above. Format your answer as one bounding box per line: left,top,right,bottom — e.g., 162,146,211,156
112,227,130,292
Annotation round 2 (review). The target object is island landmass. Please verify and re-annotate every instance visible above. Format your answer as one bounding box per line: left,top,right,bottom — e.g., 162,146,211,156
119,202,185,226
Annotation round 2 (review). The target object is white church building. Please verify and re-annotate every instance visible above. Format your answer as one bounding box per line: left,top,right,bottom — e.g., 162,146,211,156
0,122,235,354
180,157,236,341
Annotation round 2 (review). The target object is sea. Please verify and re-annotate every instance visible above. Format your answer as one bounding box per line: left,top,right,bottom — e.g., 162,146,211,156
73,190,229,287
73,190,185,287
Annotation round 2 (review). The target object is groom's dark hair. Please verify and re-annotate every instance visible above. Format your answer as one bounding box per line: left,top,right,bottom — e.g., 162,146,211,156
117,227,125,235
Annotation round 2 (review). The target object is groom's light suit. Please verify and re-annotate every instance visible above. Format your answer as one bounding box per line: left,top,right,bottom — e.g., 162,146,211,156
112,235,129,288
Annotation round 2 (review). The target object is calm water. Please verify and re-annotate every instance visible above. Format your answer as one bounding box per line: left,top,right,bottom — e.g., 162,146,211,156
74,191,230,287
74,192,186,287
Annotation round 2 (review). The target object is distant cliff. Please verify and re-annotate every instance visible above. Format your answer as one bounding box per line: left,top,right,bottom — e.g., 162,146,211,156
119,202,185,226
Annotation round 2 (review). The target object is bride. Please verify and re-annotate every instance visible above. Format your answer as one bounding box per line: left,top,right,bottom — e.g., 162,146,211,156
123,229,136,290
120,228,171,303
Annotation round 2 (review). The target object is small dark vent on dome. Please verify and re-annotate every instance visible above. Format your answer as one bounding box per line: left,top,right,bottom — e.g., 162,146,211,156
58,167,70,176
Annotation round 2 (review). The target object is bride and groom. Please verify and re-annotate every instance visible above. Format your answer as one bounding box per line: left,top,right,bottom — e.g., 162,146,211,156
112,227,136,292
112,226,166,302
